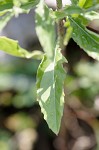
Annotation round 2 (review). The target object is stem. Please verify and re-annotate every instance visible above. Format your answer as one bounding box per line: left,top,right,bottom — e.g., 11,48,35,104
56,0,65,50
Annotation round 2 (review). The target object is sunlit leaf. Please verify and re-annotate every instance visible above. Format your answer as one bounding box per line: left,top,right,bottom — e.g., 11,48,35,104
0,36,43,59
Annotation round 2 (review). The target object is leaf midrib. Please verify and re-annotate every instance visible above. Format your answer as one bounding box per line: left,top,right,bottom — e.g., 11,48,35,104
69,17,99,45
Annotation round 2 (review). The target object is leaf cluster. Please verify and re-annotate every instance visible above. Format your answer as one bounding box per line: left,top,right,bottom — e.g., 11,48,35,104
0,0,99,134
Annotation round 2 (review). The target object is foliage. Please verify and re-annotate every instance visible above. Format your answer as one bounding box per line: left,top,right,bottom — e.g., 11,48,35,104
0,0,99,134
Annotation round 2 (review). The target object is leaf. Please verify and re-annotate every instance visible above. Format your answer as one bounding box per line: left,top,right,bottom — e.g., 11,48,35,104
53,5,84,20
0,0,40,10
0,3,13,16
69,17,99,60
0,0,40,16
0,0,40,30
71,0,79,5
83,11,99,21
86,4,99,12
36,0,67,134
83,0,99,8
83,0,93,8
0,12,14,31
64,26,72,46
78,0,87,8
0,36,43,59
35,0,56,59
21,0,40,10
37,47,66,134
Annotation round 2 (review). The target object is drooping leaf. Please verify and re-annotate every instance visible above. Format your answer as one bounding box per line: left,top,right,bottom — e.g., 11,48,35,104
35,0,56,59
0,36,43,59
69,17,99,60
37,47,66,134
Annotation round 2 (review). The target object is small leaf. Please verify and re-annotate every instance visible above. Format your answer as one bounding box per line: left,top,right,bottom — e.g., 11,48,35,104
53,5,84,20
64,26,73,46
71,0,79,5
37,47,66,134
35,0,56,59
69,17,99,60
0,36,43,59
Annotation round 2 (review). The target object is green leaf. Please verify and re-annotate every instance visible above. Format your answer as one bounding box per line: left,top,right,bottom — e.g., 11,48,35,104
0,3,13,16
83,0,99,8
86,4,99,12
0,36,43,59
0,0,40,9
37,47,66,134
35,0,56,59
0,0,40,16
21,0,40,10
69,17,99,60
64,26,72,46
53,5,84,20
83,11,99,21
0,0,40,30
78,0,87,8
71,0,79,5
83,0,93,8
36,0,67,134
0,12,14,31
